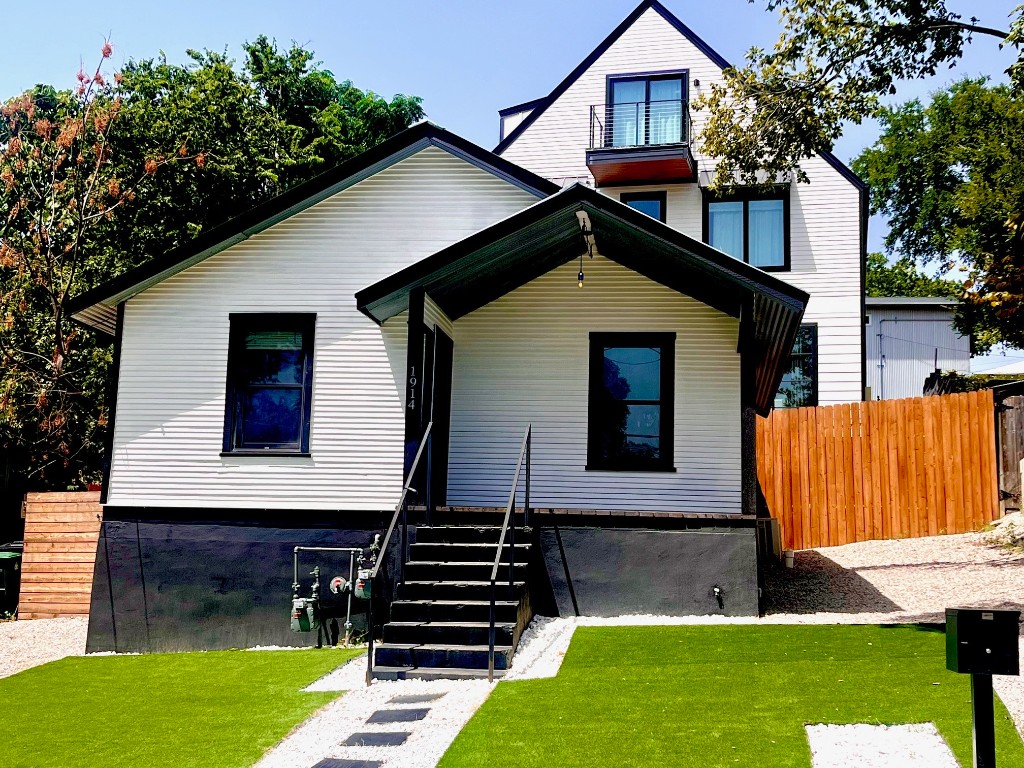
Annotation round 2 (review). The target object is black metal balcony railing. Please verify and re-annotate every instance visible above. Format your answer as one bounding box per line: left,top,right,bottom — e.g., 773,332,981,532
589,99,691,151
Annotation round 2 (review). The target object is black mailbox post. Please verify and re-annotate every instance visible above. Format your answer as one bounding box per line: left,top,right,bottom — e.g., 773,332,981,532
946,608,1021,768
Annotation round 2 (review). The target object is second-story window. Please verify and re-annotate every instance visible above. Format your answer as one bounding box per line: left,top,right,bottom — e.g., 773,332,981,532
609,74,685,148
621,191,667,222
702,188,790,271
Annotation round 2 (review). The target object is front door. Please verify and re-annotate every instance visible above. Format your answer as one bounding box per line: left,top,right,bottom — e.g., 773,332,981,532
406,322,453,510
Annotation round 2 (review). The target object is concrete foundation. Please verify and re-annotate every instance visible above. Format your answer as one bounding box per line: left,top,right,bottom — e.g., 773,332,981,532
538,525,759,617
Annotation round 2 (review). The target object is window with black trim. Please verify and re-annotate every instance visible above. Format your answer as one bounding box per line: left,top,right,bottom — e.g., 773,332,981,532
588,332,675,471
224,314,315,454
775,324,817,408
607,73,686,148
621,191,667,222
702,187,790,270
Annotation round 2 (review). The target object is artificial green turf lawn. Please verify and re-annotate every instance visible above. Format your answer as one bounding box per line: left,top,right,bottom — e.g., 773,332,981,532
441,625,1024,768
0,647,361,768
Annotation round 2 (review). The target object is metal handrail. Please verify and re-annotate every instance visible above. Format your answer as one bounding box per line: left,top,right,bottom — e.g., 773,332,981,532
488,425,531,682
588,98,691,150
366,421,433,685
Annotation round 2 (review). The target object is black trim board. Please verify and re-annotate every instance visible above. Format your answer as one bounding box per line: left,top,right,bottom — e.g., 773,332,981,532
494,0,867,195
100,506,395,529
70,122,560,333
99,302,125,505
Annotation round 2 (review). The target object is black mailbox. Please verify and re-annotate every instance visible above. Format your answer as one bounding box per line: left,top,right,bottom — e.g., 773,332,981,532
946,608,1021,676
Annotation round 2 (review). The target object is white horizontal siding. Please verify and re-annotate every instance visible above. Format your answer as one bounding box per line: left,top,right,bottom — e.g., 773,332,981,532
108,147,538,510
447,255,742,513
499,7,725,185
423,294,454,338
501,7,865,405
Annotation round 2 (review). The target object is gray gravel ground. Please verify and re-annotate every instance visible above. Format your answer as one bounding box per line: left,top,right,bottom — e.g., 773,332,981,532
0,616,88,679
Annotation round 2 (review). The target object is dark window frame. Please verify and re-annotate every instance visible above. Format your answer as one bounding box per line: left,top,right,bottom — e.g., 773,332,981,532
222,313,316,456
604,69,689,147
620,191,668,222
701,185,791,272
587,331,676,472
776,323,818,408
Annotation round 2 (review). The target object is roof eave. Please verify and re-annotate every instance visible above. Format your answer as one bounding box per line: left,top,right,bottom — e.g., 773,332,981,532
69,123,560,332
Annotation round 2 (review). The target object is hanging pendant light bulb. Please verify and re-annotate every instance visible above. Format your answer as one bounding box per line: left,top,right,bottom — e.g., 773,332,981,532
578,268,585,288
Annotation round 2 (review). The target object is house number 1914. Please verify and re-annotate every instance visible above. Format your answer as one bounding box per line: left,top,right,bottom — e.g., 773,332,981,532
408,366,417,410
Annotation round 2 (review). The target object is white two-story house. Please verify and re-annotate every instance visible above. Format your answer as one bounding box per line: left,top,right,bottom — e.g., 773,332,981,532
68,1,860,675
496,0,866,409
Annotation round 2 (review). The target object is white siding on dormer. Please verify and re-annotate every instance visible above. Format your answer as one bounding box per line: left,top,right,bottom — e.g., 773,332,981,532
447,256,742,513
108,147,539,510
500,109,534,143
499,7,724,185
498,5,864,405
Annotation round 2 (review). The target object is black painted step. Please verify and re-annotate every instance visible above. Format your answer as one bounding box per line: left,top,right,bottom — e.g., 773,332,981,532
398,580,525,602
372,665,506,681
408,542,529,563
415,525,531,544
404,560,528,582
383,621,515,646
374,642,513,671
390,599,519,624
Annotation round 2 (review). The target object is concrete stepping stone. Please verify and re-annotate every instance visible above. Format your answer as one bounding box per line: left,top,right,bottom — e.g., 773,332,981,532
388,693,445,704
366,707,430,724
341,732,410,747
311,760,382,768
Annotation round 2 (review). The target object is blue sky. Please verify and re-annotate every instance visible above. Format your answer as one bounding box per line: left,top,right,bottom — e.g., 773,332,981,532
2,0,1021,365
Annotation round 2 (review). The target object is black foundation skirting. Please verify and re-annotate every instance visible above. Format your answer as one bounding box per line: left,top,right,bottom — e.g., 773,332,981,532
537,525,759,617
87,515,387,654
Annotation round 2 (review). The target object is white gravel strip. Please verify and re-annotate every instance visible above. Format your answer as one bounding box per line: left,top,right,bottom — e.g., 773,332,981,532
806,723,958,768
0,616,88,679
504,615,577,680
256,673,491,768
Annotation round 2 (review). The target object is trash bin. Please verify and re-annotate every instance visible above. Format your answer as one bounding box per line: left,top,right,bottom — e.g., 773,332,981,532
0,549,22,616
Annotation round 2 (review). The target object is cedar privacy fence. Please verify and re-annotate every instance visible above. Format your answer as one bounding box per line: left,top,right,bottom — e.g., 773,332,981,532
757,390,1001,551
19,491,103,619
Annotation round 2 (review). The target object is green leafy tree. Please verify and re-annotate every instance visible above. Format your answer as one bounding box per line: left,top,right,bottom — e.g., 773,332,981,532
0,38,423,491
695,1,1023,187
865,252,960,298
855,79,1024,352
0,44,183,488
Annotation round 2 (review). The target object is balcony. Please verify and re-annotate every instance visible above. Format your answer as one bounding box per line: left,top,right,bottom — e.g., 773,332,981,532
586,99,696,186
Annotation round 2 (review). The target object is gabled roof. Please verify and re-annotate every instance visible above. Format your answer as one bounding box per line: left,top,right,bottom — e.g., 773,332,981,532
494,0,866,192
70,122,560,335
356,183,809,415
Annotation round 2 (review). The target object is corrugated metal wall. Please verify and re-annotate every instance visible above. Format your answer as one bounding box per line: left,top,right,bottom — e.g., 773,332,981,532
497,6,863,405
108,147,538,510
447,255,742,513
865,306,970,399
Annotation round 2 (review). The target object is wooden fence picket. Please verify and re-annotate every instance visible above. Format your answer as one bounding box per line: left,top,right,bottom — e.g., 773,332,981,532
757,390,1001,550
